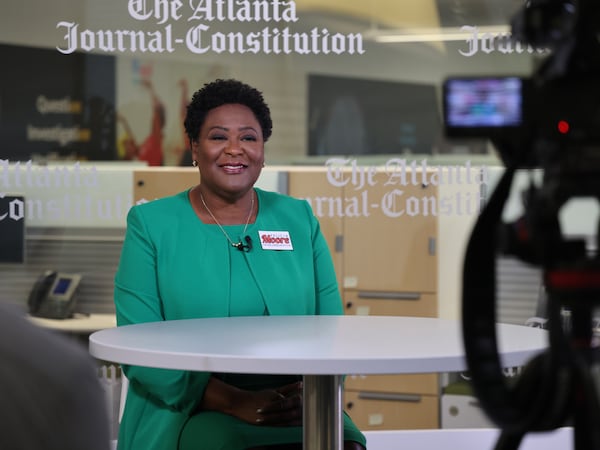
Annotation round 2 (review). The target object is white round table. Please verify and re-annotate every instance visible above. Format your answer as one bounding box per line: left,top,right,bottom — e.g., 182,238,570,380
89,315,548,450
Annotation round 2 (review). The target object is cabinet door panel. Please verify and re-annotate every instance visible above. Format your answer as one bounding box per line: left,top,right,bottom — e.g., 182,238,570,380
287,170,344,287
345,373,439,395
344,390,439,430
134,169,198,202
343,177,437,292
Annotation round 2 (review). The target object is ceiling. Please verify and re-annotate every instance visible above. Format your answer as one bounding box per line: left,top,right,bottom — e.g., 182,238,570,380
436,0,524,27
295,0,525,31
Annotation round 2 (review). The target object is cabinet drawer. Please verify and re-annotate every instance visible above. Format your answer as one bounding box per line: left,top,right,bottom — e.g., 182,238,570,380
345,390,439,430
441,394,493,429
344,290,437,317
345,373,438,395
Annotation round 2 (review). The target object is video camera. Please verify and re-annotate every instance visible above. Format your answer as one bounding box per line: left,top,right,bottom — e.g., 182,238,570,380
443,0,600,170
444,1,600,449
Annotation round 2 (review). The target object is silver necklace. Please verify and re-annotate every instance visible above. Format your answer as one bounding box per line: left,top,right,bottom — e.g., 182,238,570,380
199,190,254,251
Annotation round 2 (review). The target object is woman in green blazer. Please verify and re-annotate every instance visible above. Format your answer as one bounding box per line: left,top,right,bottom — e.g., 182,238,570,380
114,79,366,450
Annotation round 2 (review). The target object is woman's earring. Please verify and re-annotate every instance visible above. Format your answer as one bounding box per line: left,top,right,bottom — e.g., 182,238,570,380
192,160,198,167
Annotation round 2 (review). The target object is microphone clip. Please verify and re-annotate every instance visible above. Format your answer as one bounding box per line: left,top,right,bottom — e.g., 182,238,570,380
234,236,252,252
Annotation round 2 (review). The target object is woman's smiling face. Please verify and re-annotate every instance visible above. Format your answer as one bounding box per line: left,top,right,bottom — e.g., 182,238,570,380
192,103,265,200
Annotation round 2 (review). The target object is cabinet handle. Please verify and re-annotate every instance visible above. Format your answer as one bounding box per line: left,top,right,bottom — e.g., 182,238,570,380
345,302,353,309
428,237,436,256
358,392,422,403
357,291,421,301
335,235,344,253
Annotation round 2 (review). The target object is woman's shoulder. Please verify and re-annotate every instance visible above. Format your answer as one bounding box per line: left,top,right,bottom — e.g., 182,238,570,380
129,190,190,218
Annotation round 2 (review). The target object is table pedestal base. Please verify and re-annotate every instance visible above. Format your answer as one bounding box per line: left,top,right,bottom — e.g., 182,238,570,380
303,374,343,450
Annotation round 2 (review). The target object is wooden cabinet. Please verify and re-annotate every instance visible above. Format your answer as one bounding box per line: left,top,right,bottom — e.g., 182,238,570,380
287,168,344,289
341,177,437,293
133,168,199,203
288,168,440,430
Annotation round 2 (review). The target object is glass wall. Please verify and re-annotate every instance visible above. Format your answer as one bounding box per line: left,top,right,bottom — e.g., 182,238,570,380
0,0,552,319
2,0,538,166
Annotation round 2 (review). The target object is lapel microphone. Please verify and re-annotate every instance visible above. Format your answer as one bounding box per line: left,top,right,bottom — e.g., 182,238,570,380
237,235,252,252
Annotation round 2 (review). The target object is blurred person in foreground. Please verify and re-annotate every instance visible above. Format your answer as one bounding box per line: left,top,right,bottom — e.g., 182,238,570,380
0,302,110,450
114,79,367,450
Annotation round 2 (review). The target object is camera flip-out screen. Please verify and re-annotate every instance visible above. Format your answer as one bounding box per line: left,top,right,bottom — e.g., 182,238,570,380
443,77,525,137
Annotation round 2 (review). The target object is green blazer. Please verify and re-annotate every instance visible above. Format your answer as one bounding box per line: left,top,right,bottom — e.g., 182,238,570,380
114,188,365,450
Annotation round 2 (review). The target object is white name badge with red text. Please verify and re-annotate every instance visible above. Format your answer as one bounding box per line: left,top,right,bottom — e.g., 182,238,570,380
258,230,294,250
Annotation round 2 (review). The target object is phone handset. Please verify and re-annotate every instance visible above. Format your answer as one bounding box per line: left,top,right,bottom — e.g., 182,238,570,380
28,270,57,315
27,270,82,320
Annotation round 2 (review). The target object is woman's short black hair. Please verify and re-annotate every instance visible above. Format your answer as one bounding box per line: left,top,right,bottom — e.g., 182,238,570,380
184,78,273,143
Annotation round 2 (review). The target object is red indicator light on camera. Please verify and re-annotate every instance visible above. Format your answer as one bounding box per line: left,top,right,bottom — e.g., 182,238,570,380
557,120,570,134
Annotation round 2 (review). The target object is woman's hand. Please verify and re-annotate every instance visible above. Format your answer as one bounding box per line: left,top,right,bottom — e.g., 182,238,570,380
235,381,303,427
200,377,303,426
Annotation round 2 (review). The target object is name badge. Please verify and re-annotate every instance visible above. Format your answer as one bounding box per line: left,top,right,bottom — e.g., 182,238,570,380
259,230,294,251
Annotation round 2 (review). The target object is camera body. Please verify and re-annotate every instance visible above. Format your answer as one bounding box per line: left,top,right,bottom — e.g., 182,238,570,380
443,74,600,169
443,0,600,170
